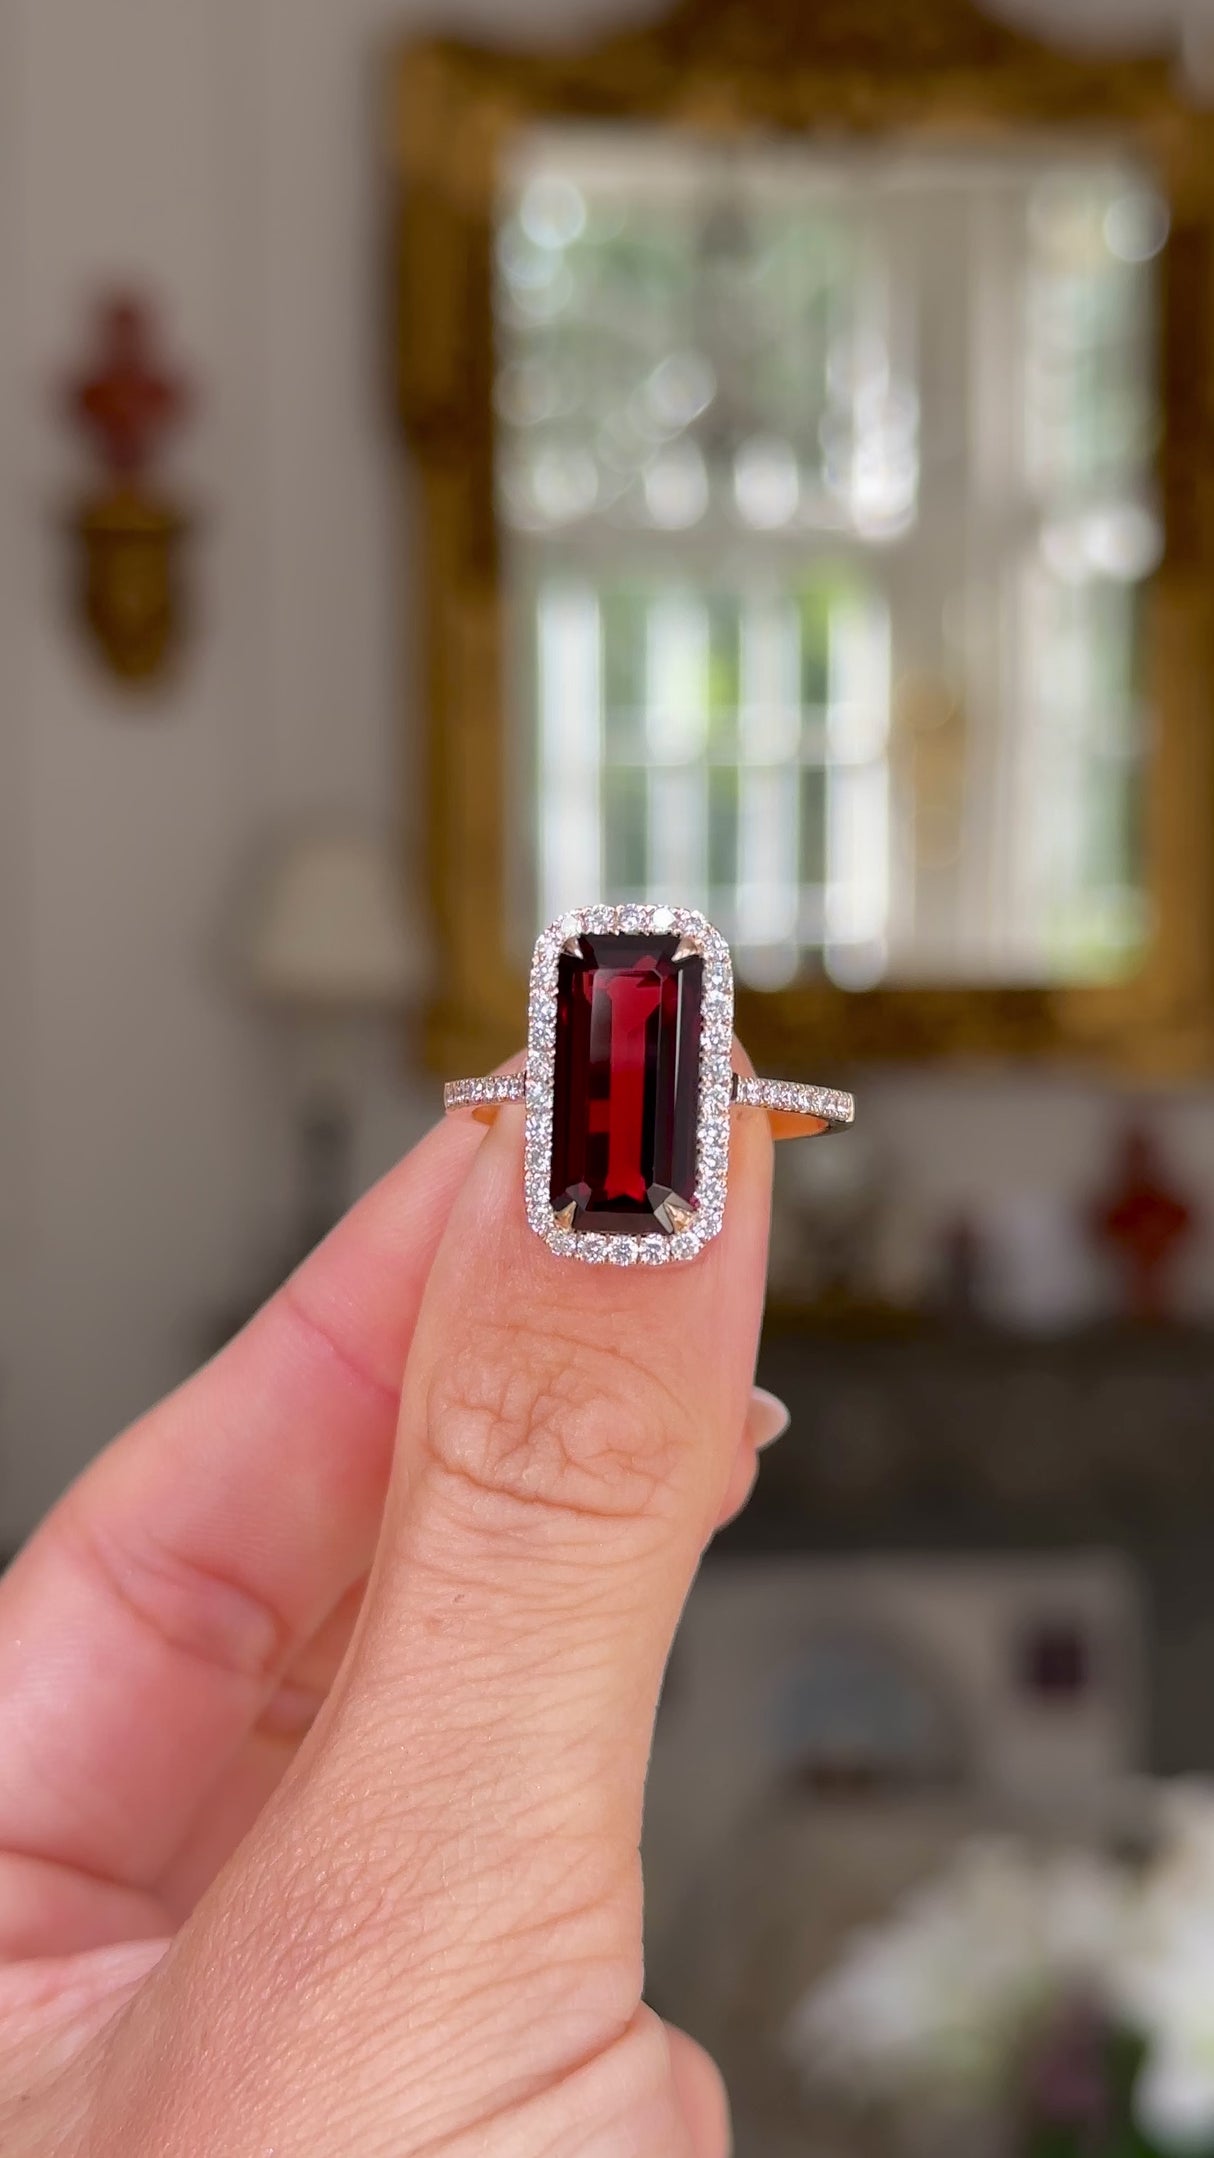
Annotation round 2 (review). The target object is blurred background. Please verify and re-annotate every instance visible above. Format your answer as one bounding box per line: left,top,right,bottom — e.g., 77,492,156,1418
8,0,1214,2150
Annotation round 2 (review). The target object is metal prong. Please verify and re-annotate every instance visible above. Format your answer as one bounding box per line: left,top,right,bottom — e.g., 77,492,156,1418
552,1202,578,1231
562,935,584,958
654,1195,696,1235
672,936,703,964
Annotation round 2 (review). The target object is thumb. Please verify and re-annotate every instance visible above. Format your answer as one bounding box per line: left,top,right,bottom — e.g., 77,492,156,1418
110,1088,771,2154
320,1089,768,2062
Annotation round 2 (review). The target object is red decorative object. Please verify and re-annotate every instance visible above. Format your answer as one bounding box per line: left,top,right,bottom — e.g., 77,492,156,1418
551,933,702,1233
66,293,191,481
1089,1123,1196,1323
61,289,195,687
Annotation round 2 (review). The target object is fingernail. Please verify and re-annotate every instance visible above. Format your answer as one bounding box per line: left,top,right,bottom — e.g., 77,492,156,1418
746,1386,791,1450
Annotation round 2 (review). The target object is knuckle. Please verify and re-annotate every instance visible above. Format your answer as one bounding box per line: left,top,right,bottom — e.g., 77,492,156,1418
59,1499,291,1689
422,1316,690,1528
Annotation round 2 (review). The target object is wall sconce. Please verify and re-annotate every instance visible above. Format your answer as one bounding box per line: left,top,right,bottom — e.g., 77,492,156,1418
62,290,194,688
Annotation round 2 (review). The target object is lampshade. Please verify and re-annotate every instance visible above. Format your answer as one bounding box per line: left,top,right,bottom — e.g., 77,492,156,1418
245,828,425,1009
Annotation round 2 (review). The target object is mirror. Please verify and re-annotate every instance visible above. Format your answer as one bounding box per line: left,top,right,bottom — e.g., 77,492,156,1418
394,0,1214,1074
497,131,1164,994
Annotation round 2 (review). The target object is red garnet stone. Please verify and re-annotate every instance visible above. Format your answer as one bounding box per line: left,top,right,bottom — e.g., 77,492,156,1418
550,932,703,1235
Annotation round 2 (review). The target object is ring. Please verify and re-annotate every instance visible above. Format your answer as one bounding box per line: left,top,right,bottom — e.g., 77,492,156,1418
443,906,854,1267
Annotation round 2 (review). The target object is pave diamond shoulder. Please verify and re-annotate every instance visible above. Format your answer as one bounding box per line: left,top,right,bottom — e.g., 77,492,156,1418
733,1076,855,1128
443,1072,528,1112
525,904,734,1267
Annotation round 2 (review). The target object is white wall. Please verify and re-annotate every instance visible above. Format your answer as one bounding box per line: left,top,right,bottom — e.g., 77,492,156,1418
0,0,1208,1542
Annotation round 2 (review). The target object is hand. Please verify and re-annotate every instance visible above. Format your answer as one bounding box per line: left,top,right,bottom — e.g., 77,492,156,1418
0,1080,775,2155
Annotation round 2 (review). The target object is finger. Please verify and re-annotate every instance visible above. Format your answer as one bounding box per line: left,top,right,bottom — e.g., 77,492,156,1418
257,1579,368,1742
152,1580,369,1924
174,1363,787,1918
174,1372,787,1913
714,1446,759,1536
0,1103,489,1929
713,1386,792,1533
667,2026,732,2158
748,1388,790,1451
358,1090,773,1860
145,1088,773,2149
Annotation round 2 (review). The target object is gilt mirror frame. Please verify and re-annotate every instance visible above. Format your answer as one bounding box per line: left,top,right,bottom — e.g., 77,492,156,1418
392,0,1214,1078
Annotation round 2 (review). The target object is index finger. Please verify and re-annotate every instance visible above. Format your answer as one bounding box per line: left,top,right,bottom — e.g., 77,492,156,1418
0,1106,489,1941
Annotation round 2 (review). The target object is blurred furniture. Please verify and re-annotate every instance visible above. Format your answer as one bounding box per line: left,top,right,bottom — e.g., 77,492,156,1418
645,1554,1142,2158
245,826,424,1252
391,0,1214,1077
740,1316,1214,1774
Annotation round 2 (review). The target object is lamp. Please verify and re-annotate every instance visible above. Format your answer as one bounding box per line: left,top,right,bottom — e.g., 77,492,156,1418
243,827,426,1256
246,827,424,1011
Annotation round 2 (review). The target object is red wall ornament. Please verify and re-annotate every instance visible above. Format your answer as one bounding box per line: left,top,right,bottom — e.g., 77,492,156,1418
62,291,195,687
1089,1122,1197,1324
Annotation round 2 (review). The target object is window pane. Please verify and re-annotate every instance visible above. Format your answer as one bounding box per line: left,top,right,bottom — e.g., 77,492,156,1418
603,766,649,893
499,129,1161,987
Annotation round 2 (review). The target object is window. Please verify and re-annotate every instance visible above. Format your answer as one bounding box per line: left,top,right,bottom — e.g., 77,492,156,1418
496,129,1163,989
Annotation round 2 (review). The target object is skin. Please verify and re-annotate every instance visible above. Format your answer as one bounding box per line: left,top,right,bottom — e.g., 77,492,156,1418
0,1077,777,2156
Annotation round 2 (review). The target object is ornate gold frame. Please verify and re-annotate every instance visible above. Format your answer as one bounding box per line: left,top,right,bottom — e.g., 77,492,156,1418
391,0,1214,1078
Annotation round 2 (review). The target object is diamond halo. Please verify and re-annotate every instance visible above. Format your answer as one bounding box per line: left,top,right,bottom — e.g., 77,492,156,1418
524,904,733,1267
